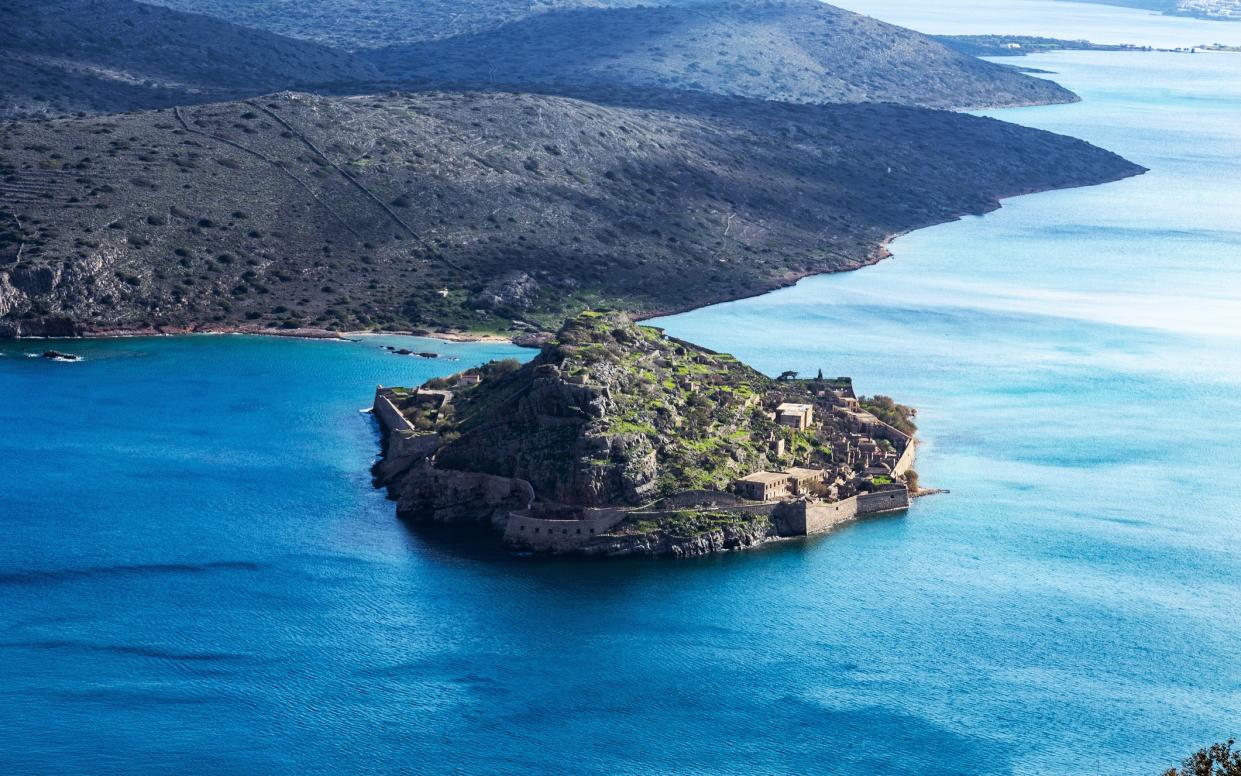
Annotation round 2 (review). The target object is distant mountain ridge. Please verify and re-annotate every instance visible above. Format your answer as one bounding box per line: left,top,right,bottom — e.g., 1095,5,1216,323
364,0,1077,110
136,0,692,48
0,0,376,119
1,0,1079,119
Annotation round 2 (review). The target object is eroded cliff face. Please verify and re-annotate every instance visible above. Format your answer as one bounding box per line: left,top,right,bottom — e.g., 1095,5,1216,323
430,358,662,508
393,463,534,530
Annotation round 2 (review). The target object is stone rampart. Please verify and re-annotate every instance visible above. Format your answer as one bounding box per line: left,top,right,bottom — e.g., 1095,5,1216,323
504,507,628,551
396,464,535,528
777,487,910,536
892,438,917,478
628,501,781,522
642,490,745,510
857,488,910,515
373,430,442,485
373,387,416,434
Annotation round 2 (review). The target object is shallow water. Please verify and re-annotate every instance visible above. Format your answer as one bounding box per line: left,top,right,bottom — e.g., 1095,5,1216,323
2,28,1241,776
652,49,1241,773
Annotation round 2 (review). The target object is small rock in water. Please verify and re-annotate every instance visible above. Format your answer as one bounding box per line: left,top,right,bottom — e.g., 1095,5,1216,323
418,352,438,359
42,350,80,361
395,348,414,356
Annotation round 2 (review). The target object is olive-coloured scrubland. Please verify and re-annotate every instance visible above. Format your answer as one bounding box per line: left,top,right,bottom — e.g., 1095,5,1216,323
0,89,1142,336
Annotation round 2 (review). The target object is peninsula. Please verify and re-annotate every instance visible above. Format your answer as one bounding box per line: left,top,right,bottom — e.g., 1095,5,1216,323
371,311,919,557
0,89,1142,339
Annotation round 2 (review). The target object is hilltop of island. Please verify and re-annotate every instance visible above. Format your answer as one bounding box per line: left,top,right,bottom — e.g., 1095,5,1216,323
371,311,920,557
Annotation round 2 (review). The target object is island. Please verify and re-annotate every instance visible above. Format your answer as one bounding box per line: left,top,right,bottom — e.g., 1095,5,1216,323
936,35,1207,57
371,311,919,557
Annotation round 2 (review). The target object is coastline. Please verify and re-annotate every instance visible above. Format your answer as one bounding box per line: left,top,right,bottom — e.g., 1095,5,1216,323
7,323,517,347
635,160,1147,324
0,157,1146,346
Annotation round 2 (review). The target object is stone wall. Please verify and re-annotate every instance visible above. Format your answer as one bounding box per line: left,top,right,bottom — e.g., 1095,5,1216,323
504,507,628,551
628,501,781,522
373,387,416,433
504,501,780,552
643,490,745,509
780,498,859,536
396,464,536,528
778,487,910,536
892,438,917,478
373,429,442,486
857,488,911,515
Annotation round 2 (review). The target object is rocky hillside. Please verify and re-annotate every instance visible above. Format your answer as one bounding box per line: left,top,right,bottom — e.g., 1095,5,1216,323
0,88,1143,338
377,310,902,501
0,0,376,119
137,0,717,49
365,0,1078,110
427,312,783,506
373,311,918,555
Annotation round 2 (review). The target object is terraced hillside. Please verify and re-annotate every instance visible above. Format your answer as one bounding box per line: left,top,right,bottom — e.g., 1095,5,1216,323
0,88,1142,337
0,0,376,119
366,0,1077,110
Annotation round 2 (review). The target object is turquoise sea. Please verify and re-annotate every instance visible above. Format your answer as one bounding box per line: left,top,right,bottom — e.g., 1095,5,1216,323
2,6,1240,775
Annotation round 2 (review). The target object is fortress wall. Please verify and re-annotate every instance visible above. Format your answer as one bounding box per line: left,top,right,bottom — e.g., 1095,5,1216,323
857,488,911,515
892,438,917,478
781,487,910,536
373,429,442,486
796,498,862,535
397,465,536,527
504,508,628,551
505,502,781,552
503,489,909,552
646,490,744,509
627,501,781,522
373,389,416,434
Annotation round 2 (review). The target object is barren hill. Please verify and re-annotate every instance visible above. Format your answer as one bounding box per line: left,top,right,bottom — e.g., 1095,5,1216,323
135,0,677,49
0,88,1142,337
0,0,376,119
365,0,1077,110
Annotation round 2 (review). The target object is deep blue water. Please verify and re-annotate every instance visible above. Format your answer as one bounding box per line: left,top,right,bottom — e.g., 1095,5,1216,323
4,21,1241,776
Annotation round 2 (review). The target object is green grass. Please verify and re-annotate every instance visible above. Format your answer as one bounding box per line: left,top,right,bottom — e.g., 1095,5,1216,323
628,509,769,537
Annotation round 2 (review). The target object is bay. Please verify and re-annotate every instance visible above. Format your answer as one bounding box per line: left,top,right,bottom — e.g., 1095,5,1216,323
2,18,1240,776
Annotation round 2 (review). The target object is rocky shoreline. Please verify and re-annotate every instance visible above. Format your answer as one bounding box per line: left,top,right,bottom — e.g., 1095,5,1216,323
1,161,1143,346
